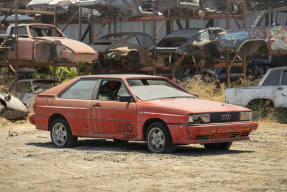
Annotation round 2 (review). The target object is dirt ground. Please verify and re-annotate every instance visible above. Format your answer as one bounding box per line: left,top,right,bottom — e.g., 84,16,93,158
0,119,286,192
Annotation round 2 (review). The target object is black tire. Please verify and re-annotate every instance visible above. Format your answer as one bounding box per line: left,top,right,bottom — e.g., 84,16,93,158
126,52,139,70
50,118,78,148
146,121,176,153
204,142,232,150
113,139,129,143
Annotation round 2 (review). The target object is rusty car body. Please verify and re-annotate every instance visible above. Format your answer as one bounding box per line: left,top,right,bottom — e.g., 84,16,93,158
156,0,255,18
0,93,28,121
29,74,258,153
90,32,162,69
225,66,287,109
217,7,287,58
26,0,76,14
0,0,31,9
149,27,224,67
76,0,154,22
0,23,97,65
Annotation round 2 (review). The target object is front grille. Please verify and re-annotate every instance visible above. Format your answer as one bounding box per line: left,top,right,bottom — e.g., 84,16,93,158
209,112,240,123
188,131,250,140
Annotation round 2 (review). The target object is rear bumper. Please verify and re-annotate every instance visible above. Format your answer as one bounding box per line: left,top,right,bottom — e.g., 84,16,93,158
169,121,258,144
28,115,35,125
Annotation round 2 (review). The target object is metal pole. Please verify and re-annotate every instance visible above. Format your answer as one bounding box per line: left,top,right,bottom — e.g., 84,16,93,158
14,0,18,95
54,5,58,27
242,1,246,80
152,0,156,75
78,5,82,42
90,9,94,43
226,0,230,88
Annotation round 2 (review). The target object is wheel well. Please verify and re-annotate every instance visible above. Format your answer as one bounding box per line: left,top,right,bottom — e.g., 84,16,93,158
240,41,269,56
48,113,67,131
143,118,168,140
127,51,139,61
0,99,7,107
247,98,274,108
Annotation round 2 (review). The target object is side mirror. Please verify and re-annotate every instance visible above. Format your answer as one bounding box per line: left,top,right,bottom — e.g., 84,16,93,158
119,95,132,102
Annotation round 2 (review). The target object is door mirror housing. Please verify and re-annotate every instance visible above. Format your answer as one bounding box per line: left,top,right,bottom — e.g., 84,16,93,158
119,95,132,102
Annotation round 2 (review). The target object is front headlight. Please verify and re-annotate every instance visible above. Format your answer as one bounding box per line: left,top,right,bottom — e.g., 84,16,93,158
189,114,210,123
240,111,252,121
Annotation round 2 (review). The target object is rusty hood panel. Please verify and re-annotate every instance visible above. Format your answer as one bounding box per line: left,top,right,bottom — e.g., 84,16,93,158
145,98,249,114
35,37,96,54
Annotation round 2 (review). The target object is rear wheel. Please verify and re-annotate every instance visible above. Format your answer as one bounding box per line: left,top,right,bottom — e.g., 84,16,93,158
146,122,176,153
204,142,232,150
126,52,139,70
50,118,78,148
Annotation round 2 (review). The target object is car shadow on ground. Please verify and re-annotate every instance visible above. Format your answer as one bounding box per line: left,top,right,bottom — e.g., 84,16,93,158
26,138,254,157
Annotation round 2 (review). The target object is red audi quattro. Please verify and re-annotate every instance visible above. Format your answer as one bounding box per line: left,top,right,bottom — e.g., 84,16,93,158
29,74,258,153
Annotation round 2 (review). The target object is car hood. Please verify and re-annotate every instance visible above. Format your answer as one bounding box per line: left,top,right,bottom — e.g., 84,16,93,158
144,98,249,113
0,93,28,112
34,37,96,54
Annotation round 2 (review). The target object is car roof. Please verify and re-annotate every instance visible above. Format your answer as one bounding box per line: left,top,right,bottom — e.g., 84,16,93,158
18,78,60,83
82,74,165,79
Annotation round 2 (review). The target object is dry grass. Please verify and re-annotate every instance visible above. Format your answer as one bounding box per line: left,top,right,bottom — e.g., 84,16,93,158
180,75,286,124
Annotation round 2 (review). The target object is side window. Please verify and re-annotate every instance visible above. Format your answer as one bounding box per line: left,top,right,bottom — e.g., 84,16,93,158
257,12,273,27
136,34,153,47
59,79,98,100
275,11,287,26
281,70,287,85
198,32,209,41
98,80,130,101
18,82,31,93
264,70,282,86
127,36,139,45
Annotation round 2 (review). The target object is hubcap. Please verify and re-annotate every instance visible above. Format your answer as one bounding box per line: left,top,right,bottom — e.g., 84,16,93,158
52,123,67,146
148,127,165,152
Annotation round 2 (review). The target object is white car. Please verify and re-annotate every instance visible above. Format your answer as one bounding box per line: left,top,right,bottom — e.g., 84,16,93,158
225,67,287,109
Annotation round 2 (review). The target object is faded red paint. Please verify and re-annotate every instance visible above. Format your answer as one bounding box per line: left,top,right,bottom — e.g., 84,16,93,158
29,75,258,145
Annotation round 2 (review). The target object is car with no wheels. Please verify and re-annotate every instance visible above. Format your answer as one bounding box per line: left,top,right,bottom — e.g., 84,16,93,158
29,74,258,153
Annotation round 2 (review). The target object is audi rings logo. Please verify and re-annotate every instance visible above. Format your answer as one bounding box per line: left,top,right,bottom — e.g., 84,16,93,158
114,123,133,133
221,114,232,121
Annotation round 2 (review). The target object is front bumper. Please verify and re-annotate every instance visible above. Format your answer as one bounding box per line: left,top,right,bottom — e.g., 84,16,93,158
168,121,258,145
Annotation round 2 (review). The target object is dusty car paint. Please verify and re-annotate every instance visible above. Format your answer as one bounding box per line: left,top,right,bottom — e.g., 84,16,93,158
0,93,28,121
90,32,163,69
29,74,258,152
149,27,224,67
0,23,97,65
217,7,287,56
225,66,287,108
77,0,154,22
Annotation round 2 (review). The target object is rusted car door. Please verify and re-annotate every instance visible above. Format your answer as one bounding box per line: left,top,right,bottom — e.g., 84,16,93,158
90,79,137,139
7,37,33,61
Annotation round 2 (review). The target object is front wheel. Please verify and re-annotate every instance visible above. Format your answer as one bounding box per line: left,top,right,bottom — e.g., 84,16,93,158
50,118,78,148
204,142,232,150
146,122,176,153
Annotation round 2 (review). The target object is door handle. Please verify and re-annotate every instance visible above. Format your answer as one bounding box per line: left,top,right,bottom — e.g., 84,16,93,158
93,104,101,107
277,87,284,91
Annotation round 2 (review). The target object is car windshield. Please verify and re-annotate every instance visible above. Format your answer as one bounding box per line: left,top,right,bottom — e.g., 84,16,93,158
165,28,201,39
129,85,194,101
28,25,65,37
99,34,130,41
